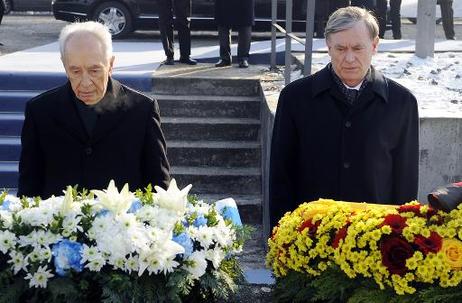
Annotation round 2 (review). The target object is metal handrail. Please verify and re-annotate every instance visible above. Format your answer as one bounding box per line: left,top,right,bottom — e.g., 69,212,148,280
270,0,316,85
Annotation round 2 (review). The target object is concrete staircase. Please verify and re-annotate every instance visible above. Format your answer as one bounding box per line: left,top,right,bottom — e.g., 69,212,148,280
0,89,41,192
152,75,270,291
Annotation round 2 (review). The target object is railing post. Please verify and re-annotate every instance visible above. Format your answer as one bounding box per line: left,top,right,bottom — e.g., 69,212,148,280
285,0,293,85
270,0,277,69
304,0,315,76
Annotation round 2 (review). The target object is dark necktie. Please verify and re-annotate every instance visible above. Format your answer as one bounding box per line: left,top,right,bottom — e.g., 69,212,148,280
346,88,358,104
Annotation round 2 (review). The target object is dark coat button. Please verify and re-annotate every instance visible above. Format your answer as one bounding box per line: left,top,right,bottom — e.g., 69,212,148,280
345,121,352,128
343,162,350,169
85,147,92,155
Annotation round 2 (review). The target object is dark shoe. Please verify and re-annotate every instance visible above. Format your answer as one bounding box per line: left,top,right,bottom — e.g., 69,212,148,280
238,59,249,68
215,59,231,67
447,36,456,40
179,57,197,65
163,57,174,65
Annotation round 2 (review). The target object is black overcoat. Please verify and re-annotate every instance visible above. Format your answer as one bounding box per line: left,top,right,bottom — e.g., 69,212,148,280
18,78,170,198
269,65,419,228
215,0,255,27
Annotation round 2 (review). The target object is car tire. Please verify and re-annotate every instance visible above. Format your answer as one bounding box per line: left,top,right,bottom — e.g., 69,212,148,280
3,0,12,14
92,1,133,38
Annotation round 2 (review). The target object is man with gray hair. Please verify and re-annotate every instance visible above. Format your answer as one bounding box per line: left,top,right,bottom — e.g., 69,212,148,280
269,6,419,228
18,21,170,198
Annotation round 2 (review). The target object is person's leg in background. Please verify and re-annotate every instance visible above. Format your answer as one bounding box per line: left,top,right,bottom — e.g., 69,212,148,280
174,0,196,64
390,0,402,39
315,0,330,38
375,0,387,38
237,26,251,68
216,26,232,67
158,0,175,64
439,0,455,40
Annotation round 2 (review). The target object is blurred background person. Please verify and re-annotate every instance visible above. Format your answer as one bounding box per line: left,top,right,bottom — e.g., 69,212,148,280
215,0,255,68
158,0,197,65
376,0,402,39
351,0,376,11
315,0,330,38
438,0,455,40
0,0,4,25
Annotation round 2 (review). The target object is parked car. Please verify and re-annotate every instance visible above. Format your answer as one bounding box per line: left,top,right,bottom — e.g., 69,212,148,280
3,0,51,14
52,0,308,38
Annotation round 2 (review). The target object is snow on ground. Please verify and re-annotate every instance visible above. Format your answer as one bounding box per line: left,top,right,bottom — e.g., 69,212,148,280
309,52,462,118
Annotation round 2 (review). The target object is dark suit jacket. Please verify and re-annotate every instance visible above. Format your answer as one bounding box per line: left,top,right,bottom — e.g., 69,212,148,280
215,0,255,27
18,78,170,198
269,65,419,228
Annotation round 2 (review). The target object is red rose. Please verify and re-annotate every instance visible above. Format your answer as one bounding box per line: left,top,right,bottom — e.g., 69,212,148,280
298,219,320,236
381,214,407,234
380,236,414,276
331,225,349,249
398,204,421,216
414,231,443,254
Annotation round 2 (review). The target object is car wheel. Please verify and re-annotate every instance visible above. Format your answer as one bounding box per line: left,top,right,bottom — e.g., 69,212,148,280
93,1,133,38
3,0,12,14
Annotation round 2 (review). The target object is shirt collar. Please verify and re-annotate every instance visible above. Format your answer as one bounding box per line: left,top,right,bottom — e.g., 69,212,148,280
312,64,389,103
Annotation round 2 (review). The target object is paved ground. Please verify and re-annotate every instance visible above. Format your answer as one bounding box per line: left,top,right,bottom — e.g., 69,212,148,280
0,14,460,57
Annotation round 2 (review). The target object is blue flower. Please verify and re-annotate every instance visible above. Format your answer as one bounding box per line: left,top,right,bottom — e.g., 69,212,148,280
96,209,110,217
128,199,143,214
0,200,11,211
222,206,242,227
172,232,193,258
52,239,84,277
193,215,208,227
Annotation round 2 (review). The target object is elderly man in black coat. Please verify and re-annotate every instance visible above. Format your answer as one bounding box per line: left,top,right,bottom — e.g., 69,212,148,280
214,0,255,68
17,21,170,198
269,7,419,228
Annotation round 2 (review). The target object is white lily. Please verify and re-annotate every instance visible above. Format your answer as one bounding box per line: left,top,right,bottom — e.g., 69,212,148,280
92,180,135,215
154,179,192,215
60,186,76,216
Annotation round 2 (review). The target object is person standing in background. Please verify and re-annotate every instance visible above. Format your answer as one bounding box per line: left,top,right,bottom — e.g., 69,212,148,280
351,0,376,11
0,0,4,25
315,0,330,38
376,0,402,39
214,0,255,68
158,0,197,65
438,0,456,40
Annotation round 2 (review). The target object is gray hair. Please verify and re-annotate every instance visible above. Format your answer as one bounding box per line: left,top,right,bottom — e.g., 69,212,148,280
59,21,113,60
325,6,379,40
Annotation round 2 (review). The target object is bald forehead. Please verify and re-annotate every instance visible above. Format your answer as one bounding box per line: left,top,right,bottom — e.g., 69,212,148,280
64,33,106,58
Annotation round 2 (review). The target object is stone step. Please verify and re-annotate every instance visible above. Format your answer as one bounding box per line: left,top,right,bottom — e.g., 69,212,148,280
0,137,21,161
0,72,152,92
153,94,261,119
0,161,19,189
0,113,24,136
152,77,261,96
168,140,261,168
171,166,261,195
162,117,260,141
0,90,40,112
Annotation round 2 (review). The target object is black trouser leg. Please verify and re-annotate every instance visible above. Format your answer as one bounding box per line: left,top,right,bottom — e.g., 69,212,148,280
440,0,455,39
237,26,251,61
174,0,191,58
390,0,402,39
375,0,387,38
218,26,232,62
158,0,174,58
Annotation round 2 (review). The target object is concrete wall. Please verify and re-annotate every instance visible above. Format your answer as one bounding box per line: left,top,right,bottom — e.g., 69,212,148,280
260,89,462,237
